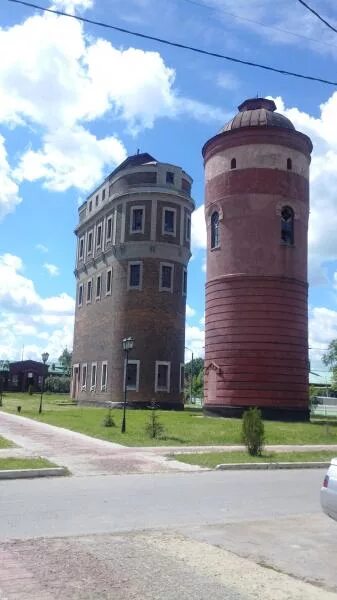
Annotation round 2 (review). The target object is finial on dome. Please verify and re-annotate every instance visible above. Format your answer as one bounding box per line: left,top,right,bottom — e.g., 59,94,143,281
238,98,276,113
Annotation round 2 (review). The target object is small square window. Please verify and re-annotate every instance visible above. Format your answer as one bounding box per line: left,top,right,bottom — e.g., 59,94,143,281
86,279,92,303
128,262,142,289
106,268,112,295
155,361,170,392
160,263,173,292
131,206,144,233
96,274,101,300
166,171,174,184
163,208,176,235
106,216,113,241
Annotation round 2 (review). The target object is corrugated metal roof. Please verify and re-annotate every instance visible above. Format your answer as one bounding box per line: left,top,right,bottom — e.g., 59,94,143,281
220,97,295,133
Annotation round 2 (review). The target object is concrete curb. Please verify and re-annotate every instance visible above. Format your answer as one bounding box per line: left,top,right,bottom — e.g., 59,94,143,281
0,467,69,480
215,461,331,470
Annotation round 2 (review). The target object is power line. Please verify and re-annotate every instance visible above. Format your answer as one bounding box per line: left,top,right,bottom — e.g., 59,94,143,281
179,0,337,51
8,0,337,87
297,0,337,34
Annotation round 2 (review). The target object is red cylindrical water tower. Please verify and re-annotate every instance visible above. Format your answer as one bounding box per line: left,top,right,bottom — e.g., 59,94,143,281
202,98,313,420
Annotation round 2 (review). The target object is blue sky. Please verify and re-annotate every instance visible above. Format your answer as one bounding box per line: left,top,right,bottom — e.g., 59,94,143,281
0,0,337,382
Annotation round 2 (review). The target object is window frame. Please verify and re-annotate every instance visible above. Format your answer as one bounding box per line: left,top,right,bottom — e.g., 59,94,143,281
106,267,112,296
78,283,84,307
102,188,106,201
81,363,87,391
90,362,97,391
101,361,108,392
155,361,171,393
281,205,295,246
162,207,177,237
87,230,93,256
128,261,143,290
96,223,102,249
159,262,174,293
79,236,85,260
231,157,237,169
130,205,145,235
106,215,113,242
185,214,191,242
95,194,99,207
210,211,220,250
86,278,93,304
287,158,292,171
124,359,140,392
166,171,175,184
96,274,102,300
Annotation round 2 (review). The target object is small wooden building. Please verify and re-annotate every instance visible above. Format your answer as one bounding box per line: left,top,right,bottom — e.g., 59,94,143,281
6,360,49,393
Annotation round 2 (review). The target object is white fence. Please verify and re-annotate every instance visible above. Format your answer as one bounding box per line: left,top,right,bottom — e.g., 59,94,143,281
311,405,337,418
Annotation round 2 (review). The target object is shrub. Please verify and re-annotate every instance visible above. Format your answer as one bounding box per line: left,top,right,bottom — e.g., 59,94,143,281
44,376,70,393
241,407,265,456
145,400,165,439
102,408,115,428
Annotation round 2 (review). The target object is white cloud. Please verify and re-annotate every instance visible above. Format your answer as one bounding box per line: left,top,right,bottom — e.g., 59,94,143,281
216,71,240,90
0,10,224,201
15,126,126,192
186,304,196,318
191,204,206,251
43,263,60,277
51,0,93,12
309,306,337,374
36,243,49,253
185,324,205,360
0,135,21,221
0,253,74,361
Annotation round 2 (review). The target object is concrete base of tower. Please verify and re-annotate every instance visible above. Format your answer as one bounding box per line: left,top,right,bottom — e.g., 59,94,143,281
203,405,310,422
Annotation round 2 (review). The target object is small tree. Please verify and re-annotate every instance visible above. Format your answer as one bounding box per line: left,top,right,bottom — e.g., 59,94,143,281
322,339,337,390
145,400,165,439
102,406,115,428
58,348,73,376
241,407,265,456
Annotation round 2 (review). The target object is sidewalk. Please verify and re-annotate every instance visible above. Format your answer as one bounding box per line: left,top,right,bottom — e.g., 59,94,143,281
0,412,201,476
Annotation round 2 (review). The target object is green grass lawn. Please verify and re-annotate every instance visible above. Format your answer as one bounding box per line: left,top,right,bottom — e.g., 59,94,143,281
0,457,58,470
173,450,336,468
2,392,337,447
0,435,14,449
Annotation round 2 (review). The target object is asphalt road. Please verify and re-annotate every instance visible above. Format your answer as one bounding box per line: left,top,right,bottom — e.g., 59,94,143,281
1,469,336,599
0,469,325,540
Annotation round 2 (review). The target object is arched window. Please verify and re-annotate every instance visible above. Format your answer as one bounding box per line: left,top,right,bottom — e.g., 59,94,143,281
287,158,292,170
231,158,236,169
281,206,294,245
211,212,219,249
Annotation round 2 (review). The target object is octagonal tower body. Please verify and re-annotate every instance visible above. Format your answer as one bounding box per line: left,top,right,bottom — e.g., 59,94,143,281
72,153,194,409
203,98,313,420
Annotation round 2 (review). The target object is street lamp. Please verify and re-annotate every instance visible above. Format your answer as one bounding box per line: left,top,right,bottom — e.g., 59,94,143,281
121,337,134,433
0,360,10,407
38,352,49,414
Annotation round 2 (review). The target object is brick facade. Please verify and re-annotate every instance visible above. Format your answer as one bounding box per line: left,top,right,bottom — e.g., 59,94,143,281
72,154,194,408
203,98,313,420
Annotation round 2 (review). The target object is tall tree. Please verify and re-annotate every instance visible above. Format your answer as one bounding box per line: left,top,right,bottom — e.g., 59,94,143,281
322,339,337,389
58,348,72,376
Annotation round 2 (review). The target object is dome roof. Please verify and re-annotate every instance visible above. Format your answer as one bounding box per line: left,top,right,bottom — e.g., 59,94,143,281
220,98,295,133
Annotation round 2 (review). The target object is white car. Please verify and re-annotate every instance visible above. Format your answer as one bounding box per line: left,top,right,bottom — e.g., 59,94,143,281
321,458,337,521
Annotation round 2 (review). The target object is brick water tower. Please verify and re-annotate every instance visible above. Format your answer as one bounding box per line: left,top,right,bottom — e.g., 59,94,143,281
202,98,313,420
